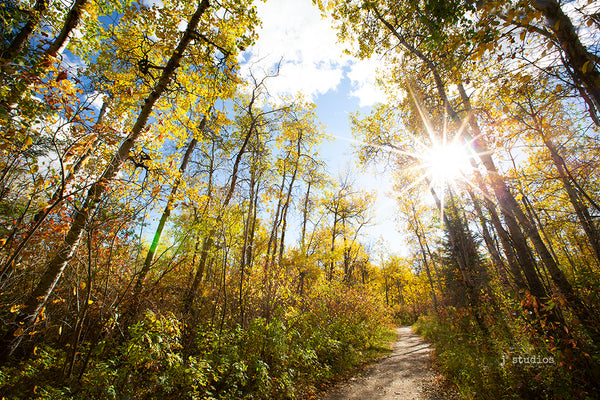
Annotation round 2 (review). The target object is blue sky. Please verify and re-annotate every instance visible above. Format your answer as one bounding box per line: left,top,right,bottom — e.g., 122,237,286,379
111,0,407,255
315,73,407,256
242,0,407,255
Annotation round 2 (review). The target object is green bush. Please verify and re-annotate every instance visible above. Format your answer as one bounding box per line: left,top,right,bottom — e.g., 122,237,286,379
413,312,592,400
1,282,394,400
0,345,68,399
78,310,212,400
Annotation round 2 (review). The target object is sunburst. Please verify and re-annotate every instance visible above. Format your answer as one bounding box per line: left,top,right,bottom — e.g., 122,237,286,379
420,137,474,189
333,112,479,222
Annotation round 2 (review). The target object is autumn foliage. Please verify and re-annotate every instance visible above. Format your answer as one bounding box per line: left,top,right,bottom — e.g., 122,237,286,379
2,0,600,399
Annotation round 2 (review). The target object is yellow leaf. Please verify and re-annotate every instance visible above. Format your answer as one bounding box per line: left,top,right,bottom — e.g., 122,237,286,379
88,300,94,305
554,20,560,31
80,281,86,290
14,328,24,337
520,30,526,41
22,136,33,150
582,60,591,74
10,304,22,313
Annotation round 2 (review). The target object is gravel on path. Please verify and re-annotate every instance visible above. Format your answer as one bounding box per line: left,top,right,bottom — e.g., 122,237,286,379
321,326,461,400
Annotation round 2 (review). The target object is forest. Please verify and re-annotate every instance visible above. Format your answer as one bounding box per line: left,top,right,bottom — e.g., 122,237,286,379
1,0,599,399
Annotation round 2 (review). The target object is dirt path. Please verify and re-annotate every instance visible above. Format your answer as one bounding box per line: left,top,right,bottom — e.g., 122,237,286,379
321,326,460,400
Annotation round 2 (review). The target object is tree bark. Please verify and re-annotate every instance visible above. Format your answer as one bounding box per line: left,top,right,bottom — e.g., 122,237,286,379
46,0,89,60
0,99,110,284
238,166,256,326
3,0,90,111
182,101,257,314
278,129,303,263
466,188,511,286
429,186,488,333
411,209,439,313
301,180,312,252
459,84,599,337
265,169,287,271
373,8,548,300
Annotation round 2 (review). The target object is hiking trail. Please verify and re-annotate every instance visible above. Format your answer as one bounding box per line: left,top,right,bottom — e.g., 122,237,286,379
321,326,460,400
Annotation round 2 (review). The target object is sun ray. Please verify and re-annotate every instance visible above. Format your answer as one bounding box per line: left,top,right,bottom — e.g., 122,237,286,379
332,102,494,227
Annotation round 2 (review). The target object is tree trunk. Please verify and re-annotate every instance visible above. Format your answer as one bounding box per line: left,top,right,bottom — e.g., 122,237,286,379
374,8,547,300
329,209,339,281
483,192,528,289
129,124,202,317
278,130,303,263
4,0,90,110
414,224,439,313
459,84,600,340
467,188,510,286
423,239,443,293
0,0,48,69
533,0,600,123
182,105,257,314
265,170,287,271
433,189,488,333
301,180,312,252
238,164,258,326
542,137,600,265
460,84,598,329
46,0,89,60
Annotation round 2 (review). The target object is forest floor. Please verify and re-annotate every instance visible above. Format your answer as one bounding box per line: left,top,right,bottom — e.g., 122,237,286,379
320,326,461,400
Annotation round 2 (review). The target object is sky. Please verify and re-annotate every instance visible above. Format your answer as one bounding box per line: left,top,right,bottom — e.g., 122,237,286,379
240,0,408,255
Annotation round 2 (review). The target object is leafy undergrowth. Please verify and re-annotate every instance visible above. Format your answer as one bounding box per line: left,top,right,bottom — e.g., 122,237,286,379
0,281,394,400
413,310,599,400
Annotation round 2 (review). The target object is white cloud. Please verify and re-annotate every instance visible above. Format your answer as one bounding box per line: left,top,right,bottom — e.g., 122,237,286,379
177,20,187,32
89,92,106,111
141,0,164,8
347,58,387,107
242,0,384,106
61,51,86,73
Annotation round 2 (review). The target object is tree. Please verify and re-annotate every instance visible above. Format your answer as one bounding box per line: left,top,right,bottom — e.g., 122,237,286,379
322,172,373,282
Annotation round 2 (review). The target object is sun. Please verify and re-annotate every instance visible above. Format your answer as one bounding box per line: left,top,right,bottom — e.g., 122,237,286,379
422,141,473,186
